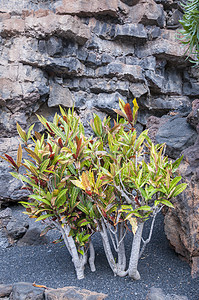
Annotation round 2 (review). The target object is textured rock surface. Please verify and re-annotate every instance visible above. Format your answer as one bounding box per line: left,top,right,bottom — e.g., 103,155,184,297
45,286,107,300
6,218,29,240
0,284,12,298
164,136,199,276
1,283,107,300
10,282,44,300
146,287,188,300
0,208,29,247
146,101,199,270
164,100,199,276
156,115,197,158
17,227,49,246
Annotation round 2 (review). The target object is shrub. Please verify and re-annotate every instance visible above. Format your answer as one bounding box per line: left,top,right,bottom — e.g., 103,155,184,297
1,99,187,280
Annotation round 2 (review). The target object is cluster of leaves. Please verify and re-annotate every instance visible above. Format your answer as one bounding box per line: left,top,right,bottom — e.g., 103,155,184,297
179,0,199,64
0,99,187,261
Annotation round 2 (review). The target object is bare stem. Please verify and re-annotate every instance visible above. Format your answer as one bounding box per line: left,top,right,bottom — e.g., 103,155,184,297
100,219,117,275
139,214,156,258
117,222,126,272
128,222,144,280
57,223,85,280
89,241,96,272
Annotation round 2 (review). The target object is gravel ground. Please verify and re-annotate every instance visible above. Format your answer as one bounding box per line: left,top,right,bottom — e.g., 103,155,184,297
0,205,199,300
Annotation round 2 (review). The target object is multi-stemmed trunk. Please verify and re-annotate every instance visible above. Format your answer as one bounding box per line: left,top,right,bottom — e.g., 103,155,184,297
100,219,128,277
55,217,151,280
56,223,96,280
100,219,145,280
59,224,86,280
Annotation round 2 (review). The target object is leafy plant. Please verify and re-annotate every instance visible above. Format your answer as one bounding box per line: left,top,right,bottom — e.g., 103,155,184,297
179,0,199,64
1,99,187,280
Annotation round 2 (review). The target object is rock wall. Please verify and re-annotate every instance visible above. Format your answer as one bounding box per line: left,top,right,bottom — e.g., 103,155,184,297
0,0,199,273
1,0,196,201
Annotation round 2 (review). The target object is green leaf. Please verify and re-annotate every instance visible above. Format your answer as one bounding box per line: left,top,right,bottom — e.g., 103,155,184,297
159,199,174,208
81,234,90,242
29,194,51,206
71,180,85,190
50,123,66,141
24,148,42,164
16,122,27,142
136,205,151,211
70,187,79,209
93,114,103,136
68,164,76,176
40,159,50,173
169,176,182,193
77,202,89,215
78,249,84,256
118,98,126,114
11,174,32,185
56,189,68,208
172,155,184,173
27,124,35,140
134,130,149,152
35,214,54,221
9,172,20,180
59,106,66,117
171,183,187,198
19,201,35,206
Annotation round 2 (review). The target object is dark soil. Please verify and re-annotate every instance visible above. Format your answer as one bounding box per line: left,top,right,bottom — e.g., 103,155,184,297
0,205,198,300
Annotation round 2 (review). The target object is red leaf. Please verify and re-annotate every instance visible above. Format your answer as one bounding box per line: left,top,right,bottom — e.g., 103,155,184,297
58,138,63,148
63,116,68,123
46,123,55,137
85,190,92,196
47,143,53,153
49,153,55,160
46,122,52,132
4,154,19,170
124,103,133,122
21,187,33,192
74,136,82,159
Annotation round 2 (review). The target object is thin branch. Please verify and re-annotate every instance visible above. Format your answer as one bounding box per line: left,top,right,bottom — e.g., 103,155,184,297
113,181,133,205
139,206,163,258
119,172,132,197
117,225,127,248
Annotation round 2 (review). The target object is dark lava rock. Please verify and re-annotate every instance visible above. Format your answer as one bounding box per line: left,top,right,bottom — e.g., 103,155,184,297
0,284,12,297
156,116,197,158
146,287,188,300
9,282,44,300
6,218,29,240
17,227,49,246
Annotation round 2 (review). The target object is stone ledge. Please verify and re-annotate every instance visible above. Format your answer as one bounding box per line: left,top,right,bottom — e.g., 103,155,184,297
1,14,90,45
0,283,107,300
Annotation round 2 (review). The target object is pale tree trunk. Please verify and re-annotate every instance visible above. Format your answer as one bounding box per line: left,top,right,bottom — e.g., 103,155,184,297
89,241,96,272
128,222,144,280
100,219,128,277
100,219,117,275
59,224,85,280
117,222,126,272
